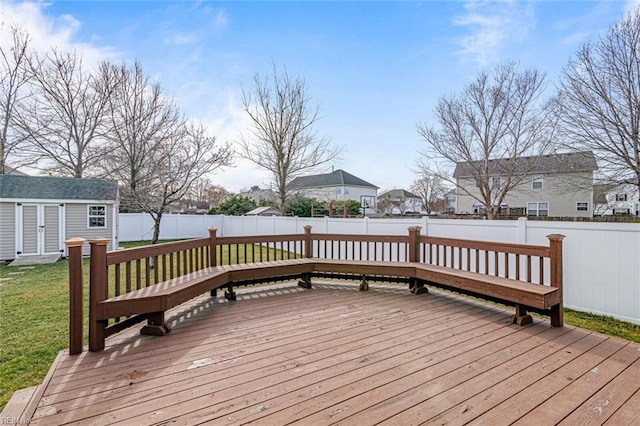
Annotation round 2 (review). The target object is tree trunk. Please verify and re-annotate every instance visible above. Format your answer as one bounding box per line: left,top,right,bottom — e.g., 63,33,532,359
151,212,163,245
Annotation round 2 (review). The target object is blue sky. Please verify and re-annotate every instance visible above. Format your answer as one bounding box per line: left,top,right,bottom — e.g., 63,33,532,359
2,0,637,193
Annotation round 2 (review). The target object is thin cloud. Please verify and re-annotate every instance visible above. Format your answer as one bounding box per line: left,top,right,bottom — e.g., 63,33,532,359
164,32,199,46
0,0,116,66
453,0,535,66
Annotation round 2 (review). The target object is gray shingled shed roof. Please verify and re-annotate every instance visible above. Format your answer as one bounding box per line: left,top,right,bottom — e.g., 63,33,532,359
452,151,598,178
378,189,420,199
0,175,118,201
287,169,379,190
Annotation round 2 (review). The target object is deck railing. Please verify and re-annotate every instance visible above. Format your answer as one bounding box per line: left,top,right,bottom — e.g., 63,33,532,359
66,226,563,354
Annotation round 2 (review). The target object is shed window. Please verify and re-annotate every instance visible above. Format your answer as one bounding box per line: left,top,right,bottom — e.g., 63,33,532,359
88,205,106,228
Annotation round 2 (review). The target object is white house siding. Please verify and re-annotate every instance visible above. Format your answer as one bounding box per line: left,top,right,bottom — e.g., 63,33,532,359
0,202,15,260
65,203,115,255
456,172,594,217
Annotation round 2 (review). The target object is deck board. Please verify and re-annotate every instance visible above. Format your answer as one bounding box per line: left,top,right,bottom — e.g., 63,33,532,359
24,282,640,425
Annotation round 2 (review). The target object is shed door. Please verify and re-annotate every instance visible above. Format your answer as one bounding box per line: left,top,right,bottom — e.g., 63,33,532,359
21,205,39,255
19,204,62,256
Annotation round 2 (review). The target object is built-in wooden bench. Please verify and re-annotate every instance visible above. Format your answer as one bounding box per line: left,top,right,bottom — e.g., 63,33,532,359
65,226,565,353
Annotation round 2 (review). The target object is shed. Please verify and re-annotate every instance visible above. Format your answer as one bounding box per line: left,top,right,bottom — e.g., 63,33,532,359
0,175,119,261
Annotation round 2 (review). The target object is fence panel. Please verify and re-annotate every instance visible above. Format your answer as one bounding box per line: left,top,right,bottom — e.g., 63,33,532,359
118,213,640,324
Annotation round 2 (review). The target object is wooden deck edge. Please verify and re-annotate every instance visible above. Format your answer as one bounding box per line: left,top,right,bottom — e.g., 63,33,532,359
21,349,67,423
0,385,38,421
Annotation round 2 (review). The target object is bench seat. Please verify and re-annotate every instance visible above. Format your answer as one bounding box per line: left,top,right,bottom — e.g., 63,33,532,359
98,258,316,320
413,263,560,311
94,257,562,349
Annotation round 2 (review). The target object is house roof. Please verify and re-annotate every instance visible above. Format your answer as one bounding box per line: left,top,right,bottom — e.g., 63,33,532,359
452,151,598,178
239,188,277,202
0,175,118,201
245,206,281,216
378,189,420,199
287,169,379,190
3,166,29,176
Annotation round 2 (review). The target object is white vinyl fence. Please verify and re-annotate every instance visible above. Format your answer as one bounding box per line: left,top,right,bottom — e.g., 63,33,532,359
119,213,640,325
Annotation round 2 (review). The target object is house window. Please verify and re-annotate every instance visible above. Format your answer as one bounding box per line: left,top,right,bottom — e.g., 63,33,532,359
491,177,501,190
88,205,106,228
532,178,543,189
576,202,589,212
527,202,549,217
615,193,628,201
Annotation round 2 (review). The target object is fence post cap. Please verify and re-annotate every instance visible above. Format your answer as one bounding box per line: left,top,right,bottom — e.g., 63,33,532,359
88,238,110,246
546,234,566,241
408,226,422,232
303,225,312,231
65,237,86,247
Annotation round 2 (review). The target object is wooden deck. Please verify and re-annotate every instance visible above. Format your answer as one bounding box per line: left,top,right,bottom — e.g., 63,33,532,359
22,282,640,425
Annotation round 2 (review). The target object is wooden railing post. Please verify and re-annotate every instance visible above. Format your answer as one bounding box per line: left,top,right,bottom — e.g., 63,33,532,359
209,227,219,297
407,226,427,295
407,226,422,263
547,234,565,327
303,225,313,258
208,227,218,267
89,238,110,351
66,238,85,355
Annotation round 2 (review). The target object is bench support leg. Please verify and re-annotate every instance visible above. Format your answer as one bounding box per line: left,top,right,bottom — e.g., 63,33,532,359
359,276,369,291
225,286,237,301
298,273,312,289
210,288,218,297
141,312,171,336
512,304,533,326
550,304,563,327
410,278,428,295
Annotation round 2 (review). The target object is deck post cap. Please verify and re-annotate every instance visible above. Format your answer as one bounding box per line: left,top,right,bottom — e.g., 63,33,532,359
65,237,86,247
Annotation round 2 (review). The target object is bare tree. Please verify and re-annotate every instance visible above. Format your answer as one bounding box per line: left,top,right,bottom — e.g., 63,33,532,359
13,50,116,177
417,61,557,218
0,25,31,173
204,184,231,209
410,170,447,214
102,61,232,243
239,63,341,214
557,6,640,194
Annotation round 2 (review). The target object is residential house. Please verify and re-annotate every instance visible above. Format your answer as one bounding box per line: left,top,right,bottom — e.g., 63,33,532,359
443,189,457,213
0,175,119,261
287,169,379,214
453,151,598,217
239,188,278,205
245,206,281,216
377,189,422,215
594,182,640,216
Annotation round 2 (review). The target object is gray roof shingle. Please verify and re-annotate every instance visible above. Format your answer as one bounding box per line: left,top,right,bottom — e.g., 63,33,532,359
378,189,420,199
0,175,118,201
452,151,598,178
287,169,379,190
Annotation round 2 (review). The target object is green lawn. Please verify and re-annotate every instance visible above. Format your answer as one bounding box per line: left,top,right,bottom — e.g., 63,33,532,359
1,243,639,411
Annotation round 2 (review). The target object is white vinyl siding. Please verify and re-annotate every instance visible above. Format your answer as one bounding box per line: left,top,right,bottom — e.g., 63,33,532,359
66,204,114,255
0,203,16,260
